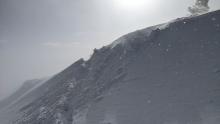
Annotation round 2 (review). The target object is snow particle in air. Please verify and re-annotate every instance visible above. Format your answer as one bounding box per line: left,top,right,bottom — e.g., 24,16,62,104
175,71,179,75
81,63,86,68
147,99,152,104
158,43,161,46
211,17,216,21
193,28,198,32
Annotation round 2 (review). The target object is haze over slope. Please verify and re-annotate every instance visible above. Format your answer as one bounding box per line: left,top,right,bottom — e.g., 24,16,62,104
1,10,220,124
0,79,43,110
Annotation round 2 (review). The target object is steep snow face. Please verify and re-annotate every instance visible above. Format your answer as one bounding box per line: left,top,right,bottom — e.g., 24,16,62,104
86,10,220,124
4,10,220,124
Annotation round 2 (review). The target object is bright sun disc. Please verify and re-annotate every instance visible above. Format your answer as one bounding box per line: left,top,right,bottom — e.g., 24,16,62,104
114,0,157,11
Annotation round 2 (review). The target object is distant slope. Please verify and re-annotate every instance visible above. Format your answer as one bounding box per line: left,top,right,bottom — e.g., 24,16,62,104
0,79,42,110
0,78,47,124
4,10,220,124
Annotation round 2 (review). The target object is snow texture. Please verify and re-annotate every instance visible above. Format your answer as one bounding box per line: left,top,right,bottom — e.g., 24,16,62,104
1,10,220,124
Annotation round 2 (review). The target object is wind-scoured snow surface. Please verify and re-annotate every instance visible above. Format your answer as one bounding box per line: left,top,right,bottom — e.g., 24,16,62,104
1,10,220,124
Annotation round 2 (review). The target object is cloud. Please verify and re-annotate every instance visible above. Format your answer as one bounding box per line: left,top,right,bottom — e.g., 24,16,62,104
0,40,8,44
188,0,210,15
42,41,81,48
0,40,8,48
42,42,61,47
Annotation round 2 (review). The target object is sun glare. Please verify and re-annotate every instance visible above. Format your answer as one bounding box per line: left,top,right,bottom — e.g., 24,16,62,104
113,0,158,11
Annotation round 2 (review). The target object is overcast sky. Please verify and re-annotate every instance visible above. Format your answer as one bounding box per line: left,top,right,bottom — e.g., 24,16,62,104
0,0,220,100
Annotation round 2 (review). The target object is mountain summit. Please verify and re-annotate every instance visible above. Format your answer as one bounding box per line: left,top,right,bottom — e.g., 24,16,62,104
1,10,220,124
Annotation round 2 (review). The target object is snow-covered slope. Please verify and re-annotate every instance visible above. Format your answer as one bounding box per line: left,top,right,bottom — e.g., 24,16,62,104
0,80,38,110
0,78,48,124
3,10,220,124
